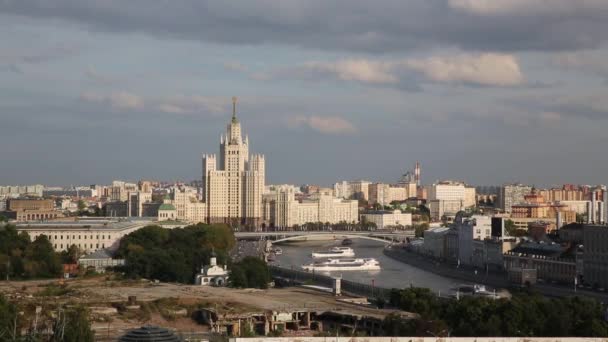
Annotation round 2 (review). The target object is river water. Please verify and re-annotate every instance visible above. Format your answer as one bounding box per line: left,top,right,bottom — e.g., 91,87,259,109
273,239,462,293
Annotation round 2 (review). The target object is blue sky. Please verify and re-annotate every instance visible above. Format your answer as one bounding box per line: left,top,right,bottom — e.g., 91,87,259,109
1,1,607,187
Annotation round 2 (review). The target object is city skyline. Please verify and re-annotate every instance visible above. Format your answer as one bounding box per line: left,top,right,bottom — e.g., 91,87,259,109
1,1,608,186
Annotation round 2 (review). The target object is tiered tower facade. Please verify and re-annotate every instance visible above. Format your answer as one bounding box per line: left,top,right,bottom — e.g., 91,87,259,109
202,97,265,227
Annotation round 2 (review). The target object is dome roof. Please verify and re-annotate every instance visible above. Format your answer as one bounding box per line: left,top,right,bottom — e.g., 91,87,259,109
159,203,176,211
119,325,182,342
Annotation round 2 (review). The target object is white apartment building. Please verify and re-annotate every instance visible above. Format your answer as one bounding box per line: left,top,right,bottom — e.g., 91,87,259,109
426,181,468,220
498,183,532,213
263,185,358,228
202,98,265,226
0,184,44,197
369,183,409,206
455,214,492,265
333,180,371,200
360,210,412,229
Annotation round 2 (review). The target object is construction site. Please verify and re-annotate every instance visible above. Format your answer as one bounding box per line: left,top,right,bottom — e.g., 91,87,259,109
0,274,413,340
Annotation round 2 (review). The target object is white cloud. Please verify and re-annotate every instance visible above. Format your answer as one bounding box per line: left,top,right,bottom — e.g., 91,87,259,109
302,59,398,84
402,53,524,86
288,115,357,135
448,0,608,15
80,91,144,110
261,53,523,87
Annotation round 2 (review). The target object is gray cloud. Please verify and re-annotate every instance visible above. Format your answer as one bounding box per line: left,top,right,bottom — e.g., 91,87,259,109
2,1,608,53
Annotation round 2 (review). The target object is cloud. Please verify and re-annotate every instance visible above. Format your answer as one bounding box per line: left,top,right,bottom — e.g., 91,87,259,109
259,53,524,87
157,95,226,115
84,67,118,85
224,62,248,72
448,0,608,16
80,91,144,110
2,1,608,52
403,53,523,86
553,51,608,76
302,60,397,84
80,91,227,115
287,115,357,135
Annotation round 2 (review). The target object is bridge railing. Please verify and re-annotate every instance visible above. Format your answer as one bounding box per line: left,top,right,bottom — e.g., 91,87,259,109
269,265,392,299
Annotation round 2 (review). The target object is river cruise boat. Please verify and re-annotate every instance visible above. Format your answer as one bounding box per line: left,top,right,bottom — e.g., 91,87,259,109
311,247,355,258
302,257,381,271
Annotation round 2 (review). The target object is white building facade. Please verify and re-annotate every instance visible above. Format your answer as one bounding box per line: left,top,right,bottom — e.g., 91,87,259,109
360,210,412,229
263,185,358,228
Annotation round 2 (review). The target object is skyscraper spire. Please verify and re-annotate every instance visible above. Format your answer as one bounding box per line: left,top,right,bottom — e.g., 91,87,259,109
232,96,238,123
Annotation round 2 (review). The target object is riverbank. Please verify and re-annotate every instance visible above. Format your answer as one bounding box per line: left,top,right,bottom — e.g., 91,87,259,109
384,246,608,302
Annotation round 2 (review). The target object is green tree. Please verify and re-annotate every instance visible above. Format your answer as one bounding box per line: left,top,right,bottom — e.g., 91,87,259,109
51,307,94,342
0,294,18,340
77,200,87,212
230,257,270,289
504,219,517,236
116,224,234,283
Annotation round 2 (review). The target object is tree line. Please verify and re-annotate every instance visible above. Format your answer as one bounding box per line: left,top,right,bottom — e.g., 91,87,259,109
116,223,270,288
384,287,608,337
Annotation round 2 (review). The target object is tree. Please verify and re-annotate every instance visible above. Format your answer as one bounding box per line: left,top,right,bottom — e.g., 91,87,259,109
230,257,270,289
116,224,234,283
51,307,94,342
504,219,517,236
77,200,87,212
0,294,18,340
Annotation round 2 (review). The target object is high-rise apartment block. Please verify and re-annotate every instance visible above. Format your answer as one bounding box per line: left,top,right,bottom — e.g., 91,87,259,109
202,98,265,226
498,183,532,213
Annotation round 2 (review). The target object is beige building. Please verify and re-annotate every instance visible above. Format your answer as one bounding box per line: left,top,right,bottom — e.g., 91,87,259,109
464,186,477,208
369,183,409,206
4,198,63,221
160,186,207,223
202,98,265,227
15,219,156,252
360,210,412,229
263,185,358,228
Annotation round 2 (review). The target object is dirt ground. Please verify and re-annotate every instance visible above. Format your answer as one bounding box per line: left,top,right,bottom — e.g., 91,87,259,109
0,275,406,339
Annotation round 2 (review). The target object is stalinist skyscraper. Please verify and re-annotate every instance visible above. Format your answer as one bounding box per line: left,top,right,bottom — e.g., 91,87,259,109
202,97,265,227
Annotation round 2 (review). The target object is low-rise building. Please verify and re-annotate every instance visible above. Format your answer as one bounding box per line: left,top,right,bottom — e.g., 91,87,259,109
15,219,157,252
360,210,412,229
583,224,608,288
504,241,577,284
3,198,63,221
78,249,125,273
422,227,451,259
195,253,229,286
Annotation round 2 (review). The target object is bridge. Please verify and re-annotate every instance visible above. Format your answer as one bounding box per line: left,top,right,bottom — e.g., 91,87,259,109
234,230,411,244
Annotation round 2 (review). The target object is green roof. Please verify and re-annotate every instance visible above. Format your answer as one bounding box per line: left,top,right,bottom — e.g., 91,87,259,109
159,203,176,211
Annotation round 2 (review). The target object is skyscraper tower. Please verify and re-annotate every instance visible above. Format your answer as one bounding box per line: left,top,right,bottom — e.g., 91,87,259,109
414,161,421,186
202,97,265,227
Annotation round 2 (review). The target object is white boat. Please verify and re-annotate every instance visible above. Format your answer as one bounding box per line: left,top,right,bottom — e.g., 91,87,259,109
311,247,355,258
271,247,283,255
302,258,381,271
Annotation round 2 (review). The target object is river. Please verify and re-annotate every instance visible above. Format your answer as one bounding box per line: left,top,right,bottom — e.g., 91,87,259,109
272,239,462,293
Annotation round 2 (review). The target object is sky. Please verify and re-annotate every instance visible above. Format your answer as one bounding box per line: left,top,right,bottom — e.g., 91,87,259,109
1,0,608,187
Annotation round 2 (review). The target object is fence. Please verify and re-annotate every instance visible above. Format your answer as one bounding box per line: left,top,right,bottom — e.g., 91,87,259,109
269,265,392,299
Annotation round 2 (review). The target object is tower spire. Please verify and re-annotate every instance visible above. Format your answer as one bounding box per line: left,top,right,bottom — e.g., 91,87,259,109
231,96,238,123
